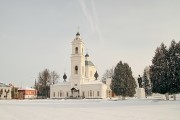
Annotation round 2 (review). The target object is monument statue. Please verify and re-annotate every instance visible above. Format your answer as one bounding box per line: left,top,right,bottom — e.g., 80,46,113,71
137,75,142,88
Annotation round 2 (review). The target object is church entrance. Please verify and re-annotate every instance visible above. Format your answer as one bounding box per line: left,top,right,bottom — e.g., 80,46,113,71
71,87,79,98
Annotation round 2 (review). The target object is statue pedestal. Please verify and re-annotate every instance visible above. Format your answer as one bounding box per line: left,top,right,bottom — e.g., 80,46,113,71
137,88,145,99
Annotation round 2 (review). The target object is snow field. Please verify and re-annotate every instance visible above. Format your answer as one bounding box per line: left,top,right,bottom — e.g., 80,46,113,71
0,99,180,120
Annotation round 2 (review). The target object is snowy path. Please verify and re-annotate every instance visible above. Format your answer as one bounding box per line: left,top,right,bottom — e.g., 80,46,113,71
0,99,180,120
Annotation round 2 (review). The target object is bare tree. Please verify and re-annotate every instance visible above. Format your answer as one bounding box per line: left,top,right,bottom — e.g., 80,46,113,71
50,71,59,84
101,67,114,83
0,89,3,99
36,69,60,98
38,69,51,98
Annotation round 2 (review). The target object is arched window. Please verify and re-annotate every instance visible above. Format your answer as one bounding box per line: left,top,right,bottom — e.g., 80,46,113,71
75,47,78,54
75,66,78,74
82,48,83,55
60,91,62,97
90,90,92,97
97,91,100,96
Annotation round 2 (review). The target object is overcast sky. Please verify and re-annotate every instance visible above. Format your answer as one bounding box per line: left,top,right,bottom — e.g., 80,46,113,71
0,0,180,87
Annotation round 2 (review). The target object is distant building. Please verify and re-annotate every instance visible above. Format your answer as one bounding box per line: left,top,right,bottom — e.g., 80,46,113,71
18,87,37,99
0,83,12,99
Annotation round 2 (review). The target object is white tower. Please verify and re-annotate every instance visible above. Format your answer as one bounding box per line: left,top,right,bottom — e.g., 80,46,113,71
70,32,85,89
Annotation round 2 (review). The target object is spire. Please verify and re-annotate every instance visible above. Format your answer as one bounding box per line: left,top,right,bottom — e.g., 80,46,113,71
34,79,37,89
85,49,89,57
76,26,80,37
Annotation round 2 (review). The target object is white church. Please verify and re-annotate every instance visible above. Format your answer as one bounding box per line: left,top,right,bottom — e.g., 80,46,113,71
50,32,111,99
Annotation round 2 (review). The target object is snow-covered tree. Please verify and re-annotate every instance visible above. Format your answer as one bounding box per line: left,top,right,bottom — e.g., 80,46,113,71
110,61,137,99
150,43,169,99
150,40,180,100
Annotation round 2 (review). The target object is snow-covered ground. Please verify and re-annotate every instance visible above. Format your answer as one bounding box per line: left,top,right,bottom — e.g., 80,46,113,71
0,99,179,120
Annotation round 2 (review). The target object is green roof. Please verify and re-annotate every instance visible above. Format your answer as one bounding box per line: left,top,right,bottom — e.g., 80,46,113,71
85,60,95,66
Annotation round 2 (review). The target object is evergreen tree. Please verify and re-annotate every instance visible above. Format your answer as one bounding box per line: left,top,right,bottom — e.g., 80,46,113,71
110,61,137,99
150,40,180,100
167,41,180,95
150,43,168,95
143,70,150,96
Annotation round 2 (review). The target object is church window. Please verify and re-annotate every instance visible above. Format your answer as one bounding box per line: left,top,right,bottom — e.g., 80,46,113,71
53,92,55,97
90,90,92,97
67,92,68,97
75,66,78,74
58,92,59,97
60,91,62,97
88,91,89,97
75,47,78,54
74,84,77,86
82,92,85,98
97,91,100,96
82,48,83,55
93,91,94,97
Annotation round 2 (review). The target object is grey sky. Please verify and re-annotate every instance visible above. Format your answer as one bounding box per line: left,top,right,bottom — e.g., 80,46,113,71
0,0,180,87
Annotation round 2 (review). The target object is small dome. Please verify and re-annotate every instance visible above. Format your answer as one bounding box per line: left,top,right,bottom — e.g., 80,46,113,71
85,53,89,57
63,73,67,82
76,32,80,36
94,71,99,80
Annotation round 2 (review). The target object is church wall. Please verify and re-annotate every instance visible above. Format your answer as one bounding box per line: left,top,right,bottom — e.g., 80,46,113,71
50,84,71,99
85,65,96,81
81,84,107,99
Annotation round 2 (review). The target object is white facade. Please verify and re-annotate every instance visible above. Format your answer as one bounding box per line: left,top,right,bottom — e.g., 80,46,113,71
50,32,107,99
0,83,12,100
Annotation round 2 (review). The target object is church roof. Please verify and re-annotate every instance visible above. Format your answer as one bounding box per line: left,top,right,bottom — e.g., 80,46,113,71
85,60,94,66
18,87,36,91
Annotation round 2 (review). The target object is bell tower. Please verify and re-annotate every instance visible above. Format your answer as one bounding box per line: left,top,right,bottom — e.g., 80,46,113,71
70,32,85,88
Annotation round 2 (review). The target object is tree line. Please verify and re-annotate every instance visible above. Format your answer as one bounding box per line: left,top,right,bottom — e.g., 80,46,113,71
150,40,180,100
102,40,180,100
